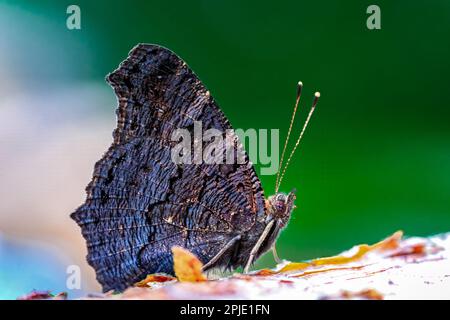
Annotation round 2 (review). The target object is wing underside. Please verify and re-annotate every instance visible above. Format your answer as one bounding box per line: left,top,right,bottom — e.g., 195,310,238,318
71,44,265,291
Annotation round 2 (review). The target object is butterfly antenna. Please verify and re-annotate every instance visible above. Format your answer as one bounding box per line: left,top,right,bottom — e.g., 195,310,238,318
276,91,320,192
275,81,303,192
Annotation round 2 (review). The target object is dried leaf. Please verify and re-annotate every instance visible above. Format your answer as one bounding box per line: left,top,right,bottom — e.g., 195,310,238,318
279,231,403,273
17,290,67,300
370,230,403,251
388,243,429,258
134,274,176,287
172,246,207,282
322,289,384,300
310,245,372,266
341,289,384,300
253,268,278,276
278,262,310,273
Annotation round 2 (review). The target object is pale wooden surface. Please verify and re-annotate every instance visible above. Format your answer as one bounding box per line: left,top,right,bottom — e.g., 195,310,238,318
83,232,450,300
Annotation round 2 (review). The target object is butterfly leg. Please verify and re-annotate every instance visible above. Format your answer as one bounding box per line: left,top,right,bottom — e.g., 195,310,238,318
271,245,282,264
201,234,241,271
244,220,275,273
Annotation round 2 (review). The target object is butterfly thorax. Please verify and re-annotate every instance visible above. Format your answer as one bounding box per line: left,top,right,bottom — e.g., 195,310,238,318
240,191,297,263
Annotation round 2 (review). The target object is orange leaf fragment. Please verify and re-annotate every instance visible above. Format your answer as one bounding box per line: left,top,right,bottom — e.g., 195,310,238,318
311,244,372,266
340,289,384,300
278,231,403,274
172,246,207,282
253,269,277,276
370,230,403,251
134,274,176,287
278,262,310,273
388,242,427,258
312,230,403,266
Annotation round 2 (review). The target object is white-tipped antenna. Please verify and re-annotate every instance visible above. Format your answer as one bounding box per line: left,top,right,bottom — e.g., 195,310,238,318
275,81,303,192
276,91,320,193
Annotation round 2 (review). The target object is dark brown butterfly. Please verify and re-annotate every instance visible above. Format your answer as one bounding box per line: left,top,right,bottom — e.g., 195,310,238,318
71,44,319,292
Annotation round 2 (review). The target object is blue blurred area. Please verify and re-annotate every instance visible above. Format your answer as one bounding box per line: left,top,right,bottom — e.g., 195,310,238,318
0,234,83,299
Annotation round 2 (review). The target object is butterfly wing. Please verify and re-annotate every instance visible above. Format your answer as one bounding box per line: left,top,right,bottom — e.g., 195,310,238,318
71,44,265,292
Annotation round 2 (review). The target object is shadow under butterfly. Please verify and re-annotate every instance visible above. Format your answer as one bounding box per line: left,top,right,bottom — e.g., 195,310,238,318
71,44,320,292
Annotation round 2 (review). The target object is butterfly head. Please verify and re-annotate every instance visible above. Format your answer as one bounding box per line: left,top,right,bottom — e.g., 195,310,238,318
266,189,296,226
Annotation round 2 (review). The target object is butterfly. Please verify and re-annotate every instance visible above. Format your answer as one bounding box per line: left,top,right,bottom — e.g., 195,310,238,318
71,44,319,292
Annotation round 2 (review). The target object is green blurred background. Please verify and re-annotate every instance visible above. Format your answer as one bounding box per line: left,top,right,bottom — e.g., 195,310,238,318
0,0,449,298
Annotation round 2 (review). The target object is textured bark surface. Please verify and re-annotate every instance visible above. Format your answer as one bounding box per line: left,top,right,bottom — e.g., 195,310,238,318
80,232,450,300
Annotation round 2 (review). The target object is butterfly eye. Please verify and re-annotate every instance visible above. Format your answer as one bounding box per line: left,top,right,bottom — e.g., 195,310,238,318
275,200,286,213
